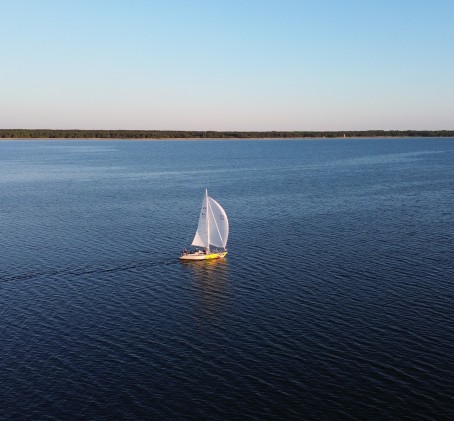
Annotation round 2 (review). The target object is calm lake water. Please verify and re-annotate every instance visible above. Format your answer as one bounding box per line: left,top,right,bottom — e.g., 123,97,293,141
1,138,453,419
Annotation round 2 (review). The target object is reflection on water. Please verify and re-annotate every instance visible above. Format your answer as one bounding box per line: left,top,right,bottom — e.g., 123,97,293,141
183,259,231,321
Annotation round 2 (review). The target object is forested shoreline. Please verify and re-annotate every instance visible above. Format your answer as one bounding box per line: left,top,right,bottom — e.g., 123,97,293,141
1,129,453,139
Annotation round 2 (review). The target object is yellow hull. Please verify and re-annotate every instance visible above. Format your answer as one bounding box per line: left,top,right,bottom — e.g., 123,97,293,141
179,251,228,261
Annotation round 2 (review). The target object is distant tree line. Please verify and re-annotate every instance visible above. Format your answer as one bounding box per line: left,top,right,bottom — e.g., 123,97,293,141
0,129,453,139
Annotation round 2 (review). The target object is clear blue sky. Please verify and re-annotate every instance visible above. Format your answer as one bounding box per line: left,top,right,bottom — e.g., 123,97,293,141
1,0,453,130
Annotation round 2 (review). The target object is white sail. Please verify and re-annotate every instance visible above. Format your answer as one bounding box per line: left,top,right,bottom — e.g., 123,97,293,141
191,195,209,248
191,190,228,250
207,197,229,248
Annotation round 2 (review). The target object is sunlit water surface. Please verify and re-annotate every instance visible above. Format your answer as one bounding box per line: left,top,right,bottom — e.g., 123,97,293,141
1,138,453,419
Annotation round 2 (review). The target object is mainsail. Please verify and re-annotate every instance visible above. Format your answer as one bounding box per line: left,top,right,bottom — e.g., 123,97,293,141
191,190,229,250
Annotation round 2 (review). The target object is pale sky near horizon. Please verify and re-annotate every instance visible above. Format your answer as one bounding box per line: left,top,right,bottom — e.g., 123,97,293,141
1,0,453,131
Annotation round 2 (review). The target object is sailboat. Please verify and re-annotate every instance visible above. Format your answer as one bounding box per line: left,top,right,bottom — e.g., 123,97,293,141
180,189,229,261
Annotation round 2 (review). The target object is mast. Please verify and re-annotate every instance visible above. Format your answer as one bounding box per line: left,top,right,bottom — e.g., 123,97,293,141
205,188,210,254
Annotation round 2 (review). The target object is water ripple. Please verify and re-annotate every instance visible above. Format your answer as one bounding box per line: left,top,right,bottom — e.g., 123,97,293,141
1,139,454,419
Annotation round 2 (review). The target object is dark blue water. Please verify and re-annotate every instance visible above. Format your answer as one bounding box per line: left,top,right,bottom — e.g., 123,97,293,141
1,138,453,419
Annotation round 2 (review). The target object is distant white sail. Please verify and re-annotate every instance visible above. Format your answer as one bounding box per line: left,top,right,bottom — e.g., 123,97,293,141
191,190,228,249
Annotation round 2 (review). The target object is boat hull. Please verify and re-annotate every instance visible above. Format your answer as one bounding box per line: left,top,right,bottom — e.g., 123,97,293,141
179,251,228,261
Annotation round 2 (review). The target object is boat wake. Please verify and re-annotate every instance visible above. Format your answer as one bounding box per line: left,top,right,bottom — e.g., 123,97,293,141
0,257,178,284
